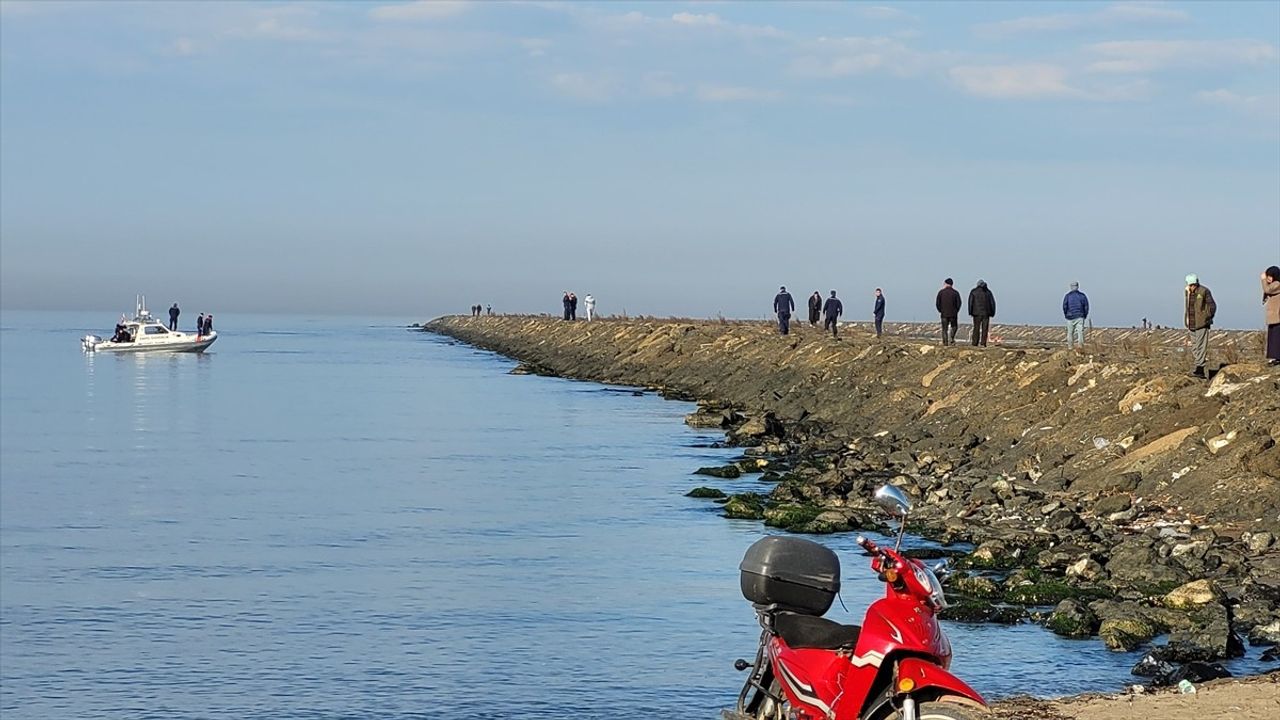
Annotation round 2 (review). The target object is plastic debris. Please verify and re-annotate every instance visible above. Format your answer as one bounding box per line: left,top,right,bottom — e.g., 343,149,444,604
1177,679,1196,694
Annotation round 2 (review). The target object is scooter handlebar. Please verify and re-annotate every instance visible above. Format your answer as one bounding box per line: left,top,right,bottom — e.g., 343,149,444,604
855,535,880,554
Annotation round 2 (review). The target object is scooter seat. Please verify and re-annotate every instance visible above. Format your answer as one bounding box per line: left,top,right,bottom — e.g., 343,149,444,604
773,611,861,650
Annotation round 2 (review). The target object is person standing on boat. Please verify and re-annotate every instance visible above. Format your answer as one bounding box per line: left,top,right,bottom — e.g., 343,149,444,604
203,314,214,335
168,303,180,331
195,313,205,337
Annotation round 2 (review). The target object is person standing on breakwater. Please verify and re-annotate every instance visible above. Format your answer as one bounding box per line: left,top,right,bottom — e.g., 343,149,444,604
873,289,886,337
486,305,492,316
808,291,821,327
562,292,572,320
1262,266,1280,365
936,279,961,346
569,292,578,321
1063,282,1090,350
584,294,596,322
822,290,843,338
168,303,180,331
773,286,795,335
968,280,996,347
1184,273,1216,379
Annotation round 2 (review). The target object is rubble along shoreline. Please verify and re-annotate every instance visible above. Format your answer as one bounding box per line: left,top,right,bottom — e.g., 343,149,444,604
421,315,1280,681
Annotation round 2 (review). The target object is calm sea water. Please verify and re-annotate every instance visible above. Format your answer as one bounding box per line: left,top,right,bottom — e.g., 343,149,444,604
0,312,1268,719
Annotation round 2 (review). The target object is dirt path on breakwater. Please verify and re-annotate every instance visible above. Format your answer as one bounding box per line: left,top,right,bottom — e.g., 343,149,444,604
421,316,1280,682
992,671,1280,719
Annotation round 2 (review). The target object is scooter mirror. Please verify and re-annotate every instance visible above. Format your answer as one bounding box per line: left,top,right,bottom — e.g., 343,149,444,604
873,485,912,518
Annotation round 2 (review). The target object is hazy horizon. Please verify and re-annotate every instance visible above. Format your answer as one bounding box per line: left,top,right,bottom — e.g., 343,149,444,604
2,1,1277,328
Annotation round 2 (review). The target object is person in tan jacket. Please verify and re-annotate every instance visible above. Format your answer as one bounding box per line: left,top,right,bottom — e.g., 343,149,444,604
1264,265,1280,365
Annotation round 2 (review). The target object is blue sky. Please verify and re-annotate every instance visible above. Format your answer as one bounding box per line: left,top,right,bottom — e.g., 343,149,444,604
1,1,1277,327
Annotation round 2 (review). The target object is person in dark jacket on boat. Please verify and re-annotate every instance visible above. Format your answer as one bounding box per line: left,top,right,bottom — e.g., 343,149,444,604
935,279,961,346
203,314,214,335
195,313,204,337
968,280,995,347
168,303,180,331
808,292,822,326
822,291,843,338
773,286,795,335
873,289,886,337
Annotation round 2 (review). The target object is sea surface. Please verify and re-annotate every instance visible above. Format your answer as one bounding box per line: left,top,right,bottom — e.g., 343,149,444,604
0,311,1270,719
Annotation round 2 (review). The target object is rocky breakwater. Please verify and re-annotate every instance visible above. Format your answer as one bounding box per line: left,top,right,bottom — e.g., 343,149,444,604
423,315,1280,679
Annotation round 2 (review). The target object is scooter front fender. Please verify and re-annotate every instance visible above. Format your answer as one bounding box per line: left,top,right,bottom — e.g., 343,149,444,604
896,657,987,707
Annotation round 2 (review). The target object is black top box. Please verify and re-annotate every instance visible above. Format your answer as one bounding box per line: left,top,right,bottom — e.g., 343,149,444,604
739,536,840,616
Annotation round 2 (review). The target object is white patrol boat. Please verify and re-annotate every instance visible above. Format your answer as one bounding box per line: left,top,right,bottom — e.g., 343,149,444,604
81,296,217,353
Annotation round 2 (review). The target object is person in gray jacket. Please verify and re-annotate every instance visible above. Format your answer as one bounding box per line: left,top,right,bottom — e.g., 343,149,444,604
968,280,995,347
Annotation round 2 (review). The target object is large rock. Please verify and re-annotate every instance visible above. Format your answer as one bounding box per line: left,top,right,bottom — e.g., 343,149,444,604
1160,604,1244,661
1048,599,1098,638
1105,540,1189,590
1163,579,1223,609
1100,616,1159,651
695,465,742,479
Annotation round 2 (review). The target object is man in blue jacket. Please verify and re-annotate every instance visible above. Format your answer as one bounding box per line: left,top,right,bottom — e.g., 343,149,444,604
1063,282,1089,350
822,290,843,338
773,286,795,335
873,289,886,337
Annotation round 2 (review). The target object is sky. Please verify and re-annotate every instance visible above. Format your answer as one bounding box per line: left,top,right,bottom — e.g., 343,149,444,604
1,1,1277,327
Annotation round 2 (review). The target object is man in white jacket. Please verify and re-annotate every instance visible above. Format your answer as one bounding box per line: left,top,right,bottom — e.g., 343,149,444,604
584,294,596,321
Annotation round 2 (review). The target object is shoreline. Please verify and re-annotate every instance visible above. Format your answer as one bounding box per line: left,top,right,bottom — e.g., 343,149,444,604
422,315,1279,696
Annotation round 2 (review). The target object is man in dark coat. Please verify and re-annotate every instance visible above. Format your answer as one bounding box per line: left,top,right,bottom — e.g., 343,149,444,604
562,292,572,320
168,303,180,331
773,286,795,335
873,289,886,337
935,279,962,345
1184,273,1217,378
822,290,843,338
807,292,821,326
569,293,578,320
195,313,204,336
203,314,214,335
968,280,996,347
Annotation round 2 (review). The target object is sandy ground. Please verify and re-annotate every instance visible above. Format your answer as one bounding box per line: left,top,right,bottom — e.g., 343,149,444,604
991,672,1280,719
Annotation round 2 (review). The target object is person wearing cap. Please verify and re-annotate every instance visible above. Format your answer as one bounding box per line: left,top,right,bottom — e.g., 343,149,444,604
1184,274,1216,379
967,279,996,347
935,279,961,345
773,286,795,335
822,290,843,338
1063,282,1090,350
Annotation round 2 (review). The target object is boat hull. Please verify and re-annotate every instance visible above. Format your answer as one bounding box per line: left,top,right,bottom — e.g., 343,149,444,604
87,333,217,354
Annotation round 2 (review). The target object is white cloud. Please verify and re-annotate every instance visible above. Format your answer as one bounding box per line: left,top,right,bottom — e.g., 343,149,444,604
549,72,616,101
1195,88,1280,117
233,7,326,41
1087,40,1279,73
696,85,780,102
791,36,927,77
858,6,915,22
976,2,1188,38
641,72,685,98
671,12,724,27
521,38,551,58
370,1,470,22
166,37,198,57
949,64,1084,99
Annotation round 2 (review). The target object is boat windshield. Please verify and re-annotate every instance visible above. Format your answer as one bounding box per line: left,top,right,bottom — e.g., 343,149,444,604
143,325,169,335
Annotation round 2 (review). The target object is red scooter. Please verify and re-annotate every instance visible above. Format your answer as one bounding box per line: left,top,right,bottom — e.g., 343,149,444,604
725,485,988,720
